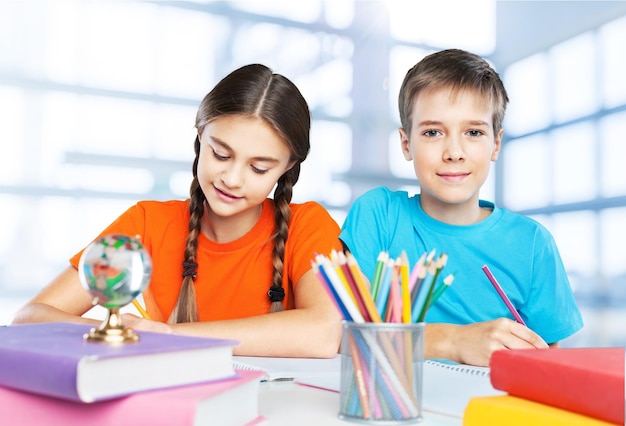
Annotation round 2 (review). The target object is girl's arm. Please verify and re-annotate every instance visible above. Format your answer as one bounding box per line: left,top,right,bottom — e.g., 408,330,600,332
166,268,342,358
11,266,100,326
13,265,342,359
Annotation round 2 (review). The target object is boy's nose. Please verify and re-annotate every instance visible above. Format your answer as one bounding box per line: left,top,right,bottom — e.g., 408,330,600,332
443,137,465,161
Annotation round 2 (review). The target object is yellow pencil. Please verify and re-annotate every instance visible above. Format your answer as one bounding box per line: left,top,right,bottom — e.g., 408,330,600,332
132,299,150,319
330,250,358,306
400,251,411,323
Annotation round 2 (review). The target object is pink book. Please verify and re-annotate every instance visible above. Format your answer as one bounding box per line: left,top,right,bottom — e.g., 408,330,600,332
0,369,266,426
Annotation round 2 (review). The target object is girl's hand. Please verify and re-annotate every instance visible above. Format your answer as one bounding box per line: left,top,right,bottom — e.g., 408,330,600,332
121,313,174,334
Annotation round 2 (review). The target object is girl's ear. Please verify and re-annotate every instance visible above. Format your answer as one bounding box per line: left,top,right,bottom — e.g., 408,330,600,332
399,128,412,161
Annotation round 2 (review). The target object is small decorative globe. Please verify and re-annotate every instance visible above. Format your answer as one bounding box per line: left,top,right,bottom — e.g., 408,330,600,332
78,234,152,309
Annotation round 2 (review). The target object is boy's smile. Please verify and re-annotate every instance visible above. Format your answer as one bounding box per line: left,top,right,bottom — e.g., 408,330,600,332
399,86,502,225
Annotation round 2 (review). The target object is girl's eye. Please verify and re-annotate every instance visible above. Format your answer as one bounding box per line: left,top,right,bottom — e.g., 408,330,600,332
212,150,229,161
252,166,269,175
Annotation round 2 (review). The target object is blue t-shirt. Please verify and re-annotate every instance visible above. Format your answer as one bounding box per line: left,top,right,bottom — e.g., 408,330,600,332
339,187,583,344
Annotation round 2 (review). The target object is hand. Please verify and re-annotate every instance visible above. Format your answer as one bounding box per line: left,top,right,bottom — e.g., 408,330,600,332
121,313,174,334
448,318,548,366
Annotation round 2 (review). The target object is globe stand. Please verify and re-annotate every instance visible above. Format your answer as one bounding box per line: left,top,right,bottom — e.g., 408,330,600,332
84,307,139,344
78,234,152,345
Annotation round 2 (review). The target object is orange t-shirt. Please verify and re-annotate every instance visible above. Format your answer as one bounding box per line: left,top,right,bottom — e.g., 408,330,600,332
70,199,342,322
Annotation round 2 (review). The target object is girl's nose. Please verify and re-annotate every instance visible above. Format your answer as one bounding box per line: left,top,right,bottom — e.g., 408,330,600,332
221,164,244,188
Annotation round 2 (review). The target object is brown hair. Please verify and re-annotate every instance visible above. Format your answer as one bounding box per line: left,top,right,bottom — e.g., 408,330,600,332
169,64,311,323
398,49,509,136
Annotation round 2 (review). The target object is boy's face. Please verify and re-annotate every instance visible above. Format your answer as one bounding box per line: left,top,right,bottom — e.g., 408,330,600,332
399,86,502,223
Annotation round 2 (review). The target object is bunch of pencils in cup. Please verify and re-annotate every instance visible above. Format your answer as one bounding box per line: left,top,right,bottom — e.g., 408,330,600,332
312,249,453,324
311,249,453,421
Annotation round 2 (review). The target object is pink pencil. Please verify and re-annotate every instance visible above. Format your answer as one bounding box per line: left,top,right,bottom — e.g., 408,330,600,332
481,265,526,325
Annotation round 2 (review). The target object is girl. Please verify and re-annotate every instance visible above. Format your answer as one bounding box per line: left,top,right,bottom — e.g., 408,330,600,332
12,64,343,358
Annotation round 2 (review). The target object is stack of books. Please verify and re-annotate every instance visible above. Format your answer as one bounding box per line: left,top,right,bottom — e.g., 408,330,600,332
463,347,625,426
0,322,266,425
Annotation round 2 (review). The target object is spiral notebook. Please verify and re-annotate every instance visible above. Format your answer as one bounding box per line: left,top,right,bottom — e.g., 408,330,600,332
422,360,504,418
232,355,341,382
293,359,504,419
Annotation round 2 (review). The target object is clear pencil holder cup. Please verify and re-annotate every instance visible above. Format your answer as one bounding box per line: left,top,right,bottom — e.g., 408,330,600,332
339,321,425,424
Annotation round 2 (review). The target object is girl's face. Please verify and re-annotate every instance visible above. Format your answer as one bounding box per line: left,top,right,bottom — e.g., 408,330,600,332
399,87,502,224
197,115,294,223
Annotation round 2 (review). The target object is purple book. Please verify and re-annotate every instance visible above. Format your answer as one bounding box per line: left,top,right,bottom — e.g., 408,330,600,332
0,322,238,403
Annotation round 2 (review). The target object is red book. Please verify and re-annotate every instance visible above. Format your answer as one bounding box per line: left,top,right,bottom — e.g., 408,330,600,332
490,347,625,425
0,369,267,426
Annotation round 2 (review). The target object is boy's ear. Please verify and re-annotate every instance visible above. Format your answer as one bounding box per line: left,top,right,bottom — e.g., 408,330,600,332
399,128,412,161
491,129,503,161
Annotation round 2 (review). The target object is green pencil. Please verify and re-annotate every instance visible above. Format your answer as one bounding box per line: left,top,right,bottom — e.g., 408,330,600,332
370,251,388,301
417,253,448,322
427,273,454,310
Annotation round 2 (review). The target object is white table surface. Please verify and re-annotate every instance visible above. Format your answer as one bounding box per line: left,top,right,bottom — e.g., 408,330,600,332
258,381,461,425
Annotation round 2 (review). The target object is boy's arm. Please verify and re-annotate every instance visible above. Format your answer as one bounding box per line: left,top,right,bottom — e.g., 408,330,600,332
425,318,549,367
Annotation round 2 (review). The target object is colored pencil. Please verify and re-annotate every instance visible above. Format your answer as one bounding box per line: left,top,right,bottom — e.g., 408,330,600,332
400,251,411,323
417,253,448,322
428,273,454,309
312,260,352,321
331,250,358,306
347,332,371,419
346,252,382,322
387,260,401,323
375,258,396,318
132,299,150,319
317,255,364,322
370,251,388,301
481,264,526,325
407,252,426,293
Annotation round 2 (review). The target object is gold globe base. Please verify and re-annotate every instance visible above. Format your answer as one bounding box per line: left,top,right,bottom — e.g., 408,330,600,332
84,307,139,344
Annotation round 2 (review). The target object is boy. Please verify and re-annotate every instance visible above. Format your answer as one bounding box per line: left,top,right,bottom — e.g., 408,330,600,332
340,49,583,366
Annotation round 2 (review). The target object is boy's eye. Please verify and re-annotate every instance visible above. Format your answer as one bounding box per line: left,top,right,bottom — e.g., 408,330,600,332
467,130,484,137
423,129,441,137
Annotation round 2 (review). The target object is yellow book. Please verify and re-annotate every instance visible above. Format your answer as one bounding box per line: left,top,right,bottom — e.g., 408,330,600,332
463,395,616,426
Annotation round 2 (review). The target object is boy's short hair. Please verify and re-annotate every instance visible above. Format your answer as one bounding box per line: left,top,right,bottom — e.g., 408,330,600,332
398,49,509,136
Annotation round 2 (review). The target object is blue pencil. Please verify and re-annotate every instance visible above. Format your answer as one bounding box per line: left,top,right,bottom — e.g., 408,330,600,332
314,261,352,321
316,255,364,322
411,260,436,323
